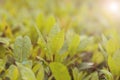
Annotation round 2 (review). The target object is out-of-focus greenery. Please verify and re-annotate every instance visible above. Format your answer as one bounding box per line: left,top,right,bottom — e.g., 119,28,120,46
0,0,120,80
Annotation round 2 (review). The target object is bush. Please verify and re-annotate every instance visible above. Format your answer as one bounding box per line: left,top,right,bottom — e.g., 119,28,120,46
0,0,120,80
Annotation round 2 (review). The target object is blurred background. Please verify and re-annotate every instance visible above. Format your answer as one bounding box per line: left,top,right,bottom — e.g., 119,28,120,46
1,1,120,79
0,0,120,36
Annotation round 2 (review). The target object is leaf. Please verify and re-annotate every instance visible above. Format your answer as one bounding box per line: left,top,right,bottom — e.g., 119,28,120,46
48,25,60,39
100,69,113,80
13,36,32,62
68,34,80,56
35,24,52,60
105,39,119,56
78,72,87,80
36,14,56,34
108,50,120,76
6,65,19,80
55,52,69,62
78,62,94,70
0,37,9,46
22,60,32,68
0,38,10,58
0,20,13,38
0,46,6,58
49,62,71,80
44,15,56,34
36,64,44,80
17,63,37,80
98,44,108,62
112,50,120,64
91,72,99,80
48,30,64,54
92,51,104,64
77,36,92,52
108,56,119,76
72,68,79,80
36,13,45,31
85,72,99,80
72,68,87,80
4,26,13,38
0,59,5,73
32,62,44,80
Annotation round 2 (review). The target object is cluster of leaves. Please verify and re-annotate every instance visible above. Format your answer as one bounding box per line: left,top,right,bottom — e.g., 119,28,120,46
0,0,120,80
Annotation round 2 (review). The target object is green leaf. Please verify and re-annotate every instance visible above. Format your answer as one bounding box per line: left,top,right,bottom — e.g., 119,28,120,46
44,15,56,34
108,56,119,76
32,62,44,80
0,37,9,46
13,36,32,62
77,36,92,52
17,63,37,80
48,30,64,54
0,59,5,73
108,50,120,76
112,50,120,65
6,65,19,80
49,62,71,80
78,62,94,70
35,24,52,60
22,60,32,68
68,34,80,56
0,38,10,58
72,68,79,80
55,52,69,62
36,13,44,31
72,68,87,80
0,46,6,58
48,25,60,39
105,39,119,56
92,51,104,64
100,69,113,80
36,64,44,80
78,72,87,80
85,72,99,80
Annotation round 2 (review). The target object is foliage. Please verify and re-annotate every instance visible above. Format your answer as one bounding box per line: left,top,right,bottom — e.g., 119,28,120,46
0,0,120,80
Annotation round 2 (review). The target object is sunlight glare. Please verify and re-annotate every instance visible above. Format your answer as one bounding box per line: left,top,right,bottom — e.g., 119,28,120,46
103,1,119,15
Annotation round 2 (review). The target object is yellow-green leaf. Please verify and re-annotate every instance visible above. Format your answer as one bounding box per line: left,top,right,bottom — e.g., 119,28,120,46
68,34,80,56
36,66,44,80
92,51,104,64
108,51,120,76
48,30,64,54
0,37,9,46
0,59,5,73
44,15,56,34
100,69,113,80
32,63,44,80
36,13,44,31
6,65,19,80
49,62,71,80
105,39,119,56
17,63,37,80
